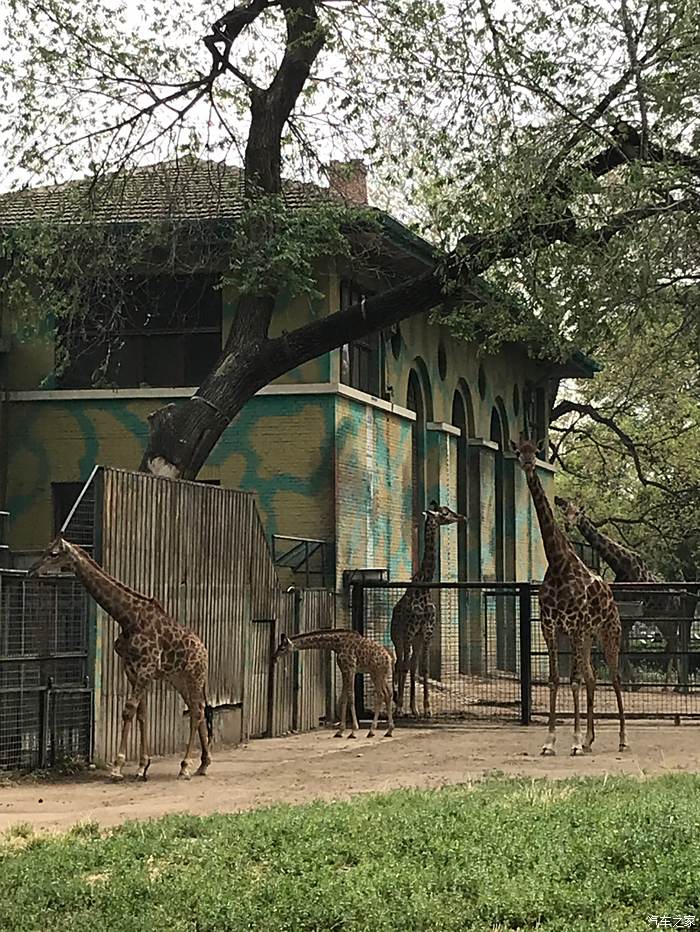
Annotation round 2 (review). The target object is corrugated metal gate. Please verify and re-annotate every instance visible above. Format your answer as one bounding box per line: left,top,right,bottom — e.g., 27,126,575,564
0,570,91,770
61,467,333,762
247,589,335,738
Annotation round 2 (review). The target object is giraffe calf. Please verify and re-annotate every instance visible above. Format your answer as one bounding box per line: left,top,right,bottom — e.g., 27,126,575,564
273,629,395,739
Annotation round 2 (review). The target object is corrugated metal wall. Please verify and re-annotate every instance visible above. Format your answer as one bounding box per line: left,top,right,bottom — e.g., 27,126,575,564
77,468,334,761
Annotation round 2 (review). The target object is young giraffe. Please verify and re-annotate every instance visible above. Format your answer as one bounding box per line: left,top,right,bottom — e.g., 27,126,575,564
555,496,694,690
391,501,466,718
273,629,394,738
29,536,212,781
511,439,627,756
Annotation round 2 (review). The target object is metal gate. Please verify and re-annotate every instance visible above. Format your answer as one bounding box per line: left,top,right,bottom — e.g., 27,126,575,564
0,570,92,770
353,580,700,723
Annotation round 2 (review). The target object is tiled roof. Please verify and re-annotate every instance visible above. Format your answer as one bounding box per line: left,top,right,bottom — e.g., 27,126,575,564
0,157,329,226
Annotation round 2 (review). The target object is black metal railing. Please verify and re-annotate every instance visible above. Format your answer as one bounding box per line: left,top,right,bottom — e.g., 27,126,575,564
0,570,92,770
351,579,700,724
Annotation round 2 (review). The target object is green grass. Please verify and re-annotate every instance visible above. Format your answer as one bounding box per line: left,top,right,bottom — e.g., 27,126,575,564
1,776,699,931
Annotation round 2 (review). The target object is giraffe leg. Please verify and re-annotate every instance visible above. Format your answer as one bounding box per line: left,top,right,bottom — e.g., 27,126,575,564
335,678,348,737
383,682,394,737
581,635,596,753
540,619,559,756
194,692,212,777
601,623,628,752
135,693,151,780
178,686,205,780
394,648,408,717
346,665,359,738
112,679,148,781
419,635,431,718
367,673,381,738
570,639,585,756
408,647,419,717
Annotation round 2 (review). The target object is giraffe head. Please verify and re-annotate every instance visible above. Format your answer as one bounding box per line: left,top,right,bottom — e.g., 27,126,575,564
509,437,545,473
425,500,466,525
27,535,73,577
272,632,295,664
554,495,584,532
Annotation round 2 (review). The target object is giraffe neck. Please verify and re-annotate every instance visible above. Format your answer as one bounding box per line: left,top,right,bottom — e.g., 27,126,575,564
288,630,354,651
414,515,438,583
524,467,575,575
575,514,651,580
63,541,152,630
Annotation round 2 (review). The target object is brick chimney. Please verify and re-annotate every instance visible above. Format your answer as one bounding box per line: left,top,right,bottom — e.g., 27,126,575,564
328,159,368,205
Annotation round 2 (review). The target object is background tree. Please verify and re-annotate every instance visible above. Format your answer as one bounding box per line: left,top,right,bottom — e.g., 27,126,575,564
551,285,700,581
1,0,700,480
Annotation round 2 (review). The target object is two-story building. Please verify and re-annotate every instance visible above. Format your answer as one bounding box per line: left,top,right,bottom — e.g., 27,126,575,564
0,157,596,678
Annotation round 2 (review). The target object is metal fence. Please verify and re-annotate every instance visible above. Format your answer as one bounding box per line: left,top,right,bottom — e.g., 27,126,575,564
0,570,91,770
353,580,700,723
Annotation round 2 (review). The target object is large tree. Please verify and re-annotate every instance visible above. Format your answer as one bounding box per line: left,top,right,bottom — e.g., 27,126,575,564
2,0,700,479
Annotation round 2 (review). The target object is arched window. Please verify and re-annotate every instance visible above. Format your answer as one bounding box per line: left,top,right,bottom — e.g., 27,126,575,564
407,370,426,574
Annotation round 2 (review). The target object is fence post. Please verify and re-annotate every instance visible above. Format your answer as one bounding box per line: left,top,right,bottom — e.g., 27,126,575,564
518,585,532,725
351,582,366,720
265,620,277,739
39,676,54,768
292,589,302,733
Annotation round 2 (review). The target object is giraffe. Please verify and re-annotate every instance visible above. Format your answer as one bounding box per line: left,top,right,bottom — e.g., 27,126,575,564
273,629,394,738
555,496,695,690
511,439,627,756
391,500,466,718
28,535,212,781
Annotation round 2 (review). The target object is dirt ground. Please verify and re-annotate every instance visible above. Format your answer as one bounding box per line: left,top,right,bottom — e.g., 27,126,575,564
1,722,699,834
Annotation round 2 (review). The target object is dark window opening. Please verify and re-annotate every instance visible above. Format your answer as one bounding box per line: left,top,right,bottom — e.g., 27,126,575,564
52,482,85,537
56,274,222,390
524,382,548,458
339,280,384,397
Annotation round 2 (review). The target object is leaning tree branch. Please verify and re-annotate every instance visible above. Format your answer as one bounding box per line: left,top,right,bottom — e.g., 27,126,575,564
550,399,685,494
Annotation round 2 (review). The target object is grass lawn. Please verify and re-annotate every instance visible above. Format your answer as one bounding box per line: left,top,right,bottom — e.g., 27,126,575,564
1,775,699,931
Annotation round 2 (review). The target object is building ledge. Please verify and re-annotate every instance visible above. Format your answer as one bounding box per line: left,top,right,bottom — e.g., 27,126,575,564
427,421,461,437
4,381,418,421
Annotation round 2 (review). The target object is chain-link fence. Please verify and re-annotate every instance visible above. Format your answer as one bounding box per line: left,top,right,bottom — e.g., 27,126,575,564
0,570,91,771
353,580,700,724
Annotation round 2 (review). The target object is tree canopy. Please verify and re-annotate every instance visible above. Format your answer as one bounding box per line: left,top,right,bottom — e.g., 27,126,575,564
0,0,699,489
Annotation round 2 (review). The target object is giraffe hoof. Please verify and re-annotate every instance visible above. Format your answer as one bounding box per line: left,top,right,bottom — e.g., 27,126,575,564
618,743,629,752
333,731,344,738
366,732,375,738
570,746,584,757
582,746,593,755
346,733,357,740
178,771,192,781
383,731,394,738
540,747,555,757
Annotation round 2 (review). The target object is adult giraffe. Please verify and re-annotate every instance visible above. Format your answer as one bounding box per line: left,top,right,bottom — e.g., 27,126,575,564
391,501,465,718
556,496,695,691
29,536,213,780
512,439,627,756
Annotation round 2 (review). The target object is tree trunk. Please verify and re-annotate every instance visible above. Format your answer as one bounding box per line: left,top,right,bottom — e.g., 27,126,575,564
141,270,443,478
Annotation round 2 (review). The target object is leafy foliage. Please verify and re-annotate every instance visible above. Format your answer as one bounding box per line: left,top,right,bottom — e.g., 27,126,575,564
553,291,700,579
1,776,700,931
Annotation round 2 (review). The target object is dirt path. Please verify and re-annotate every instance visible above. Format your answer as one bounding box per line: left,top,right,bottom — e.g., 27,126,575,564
2,723,699,833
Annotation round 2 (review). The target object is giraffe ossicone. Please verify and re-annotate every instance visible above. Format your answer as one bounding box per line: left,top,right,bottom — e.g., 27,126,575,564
274,628,394,739
29,536,213,781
